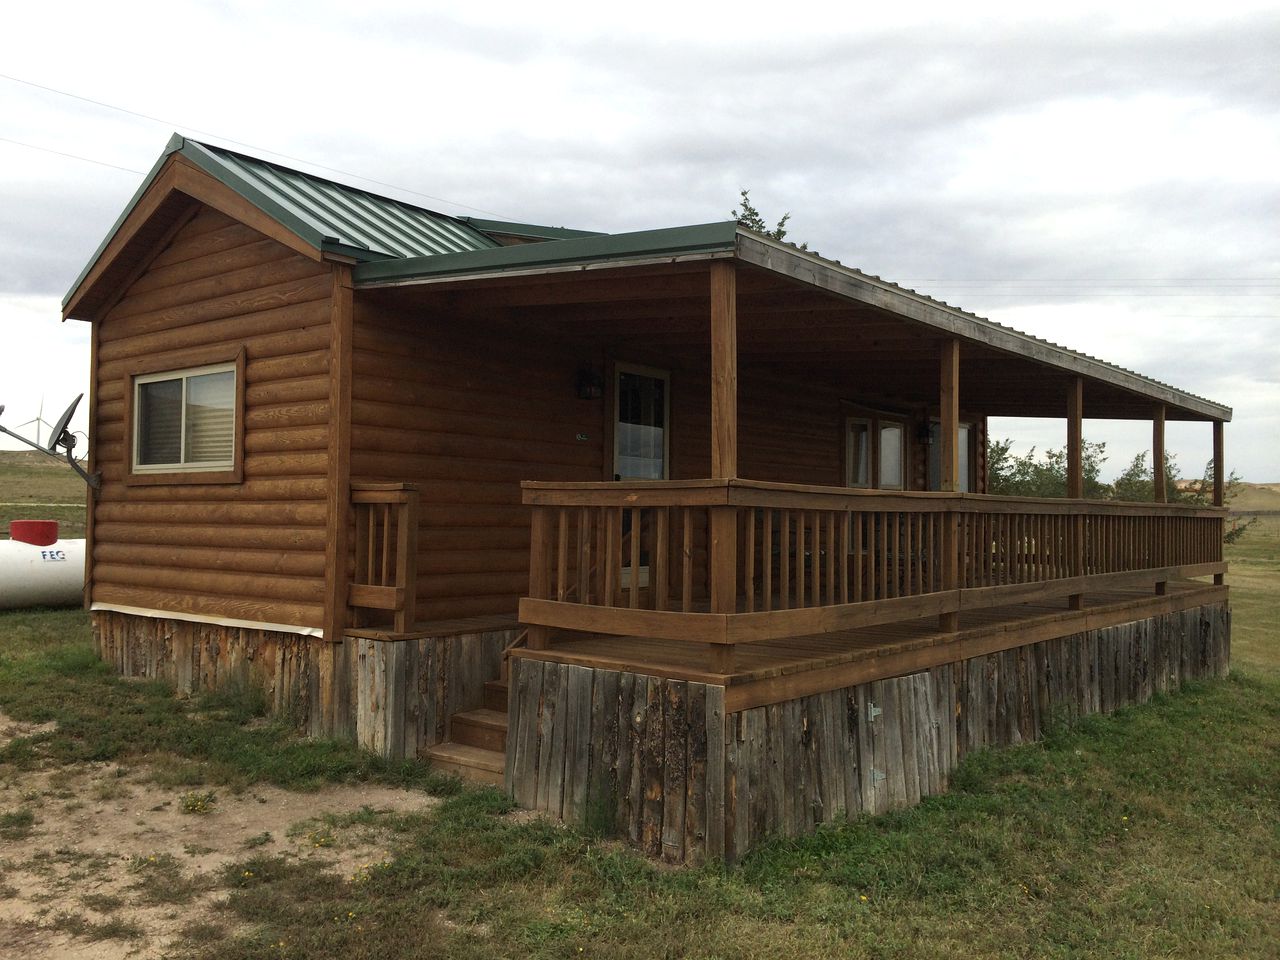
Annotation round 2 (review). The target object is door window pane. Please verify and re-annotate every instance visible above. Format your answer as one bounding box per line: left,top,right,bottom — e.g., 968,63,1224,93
616,370,667,479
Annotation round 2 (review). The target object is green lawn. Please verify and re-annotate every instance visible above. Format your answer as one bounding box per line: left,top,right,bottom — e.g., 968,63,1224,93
0,501,1276,958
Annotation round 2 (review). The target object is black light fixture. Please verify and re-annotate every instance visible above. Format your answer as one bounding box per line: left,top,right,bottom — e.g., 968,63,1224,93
917,421,935,446
576,366,604,400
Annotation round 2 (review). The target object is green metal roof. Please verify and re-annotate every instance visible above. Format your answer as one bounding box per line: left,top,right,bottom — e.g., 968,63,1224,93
353,221,739,286
458,218,605,241
64,134,498,307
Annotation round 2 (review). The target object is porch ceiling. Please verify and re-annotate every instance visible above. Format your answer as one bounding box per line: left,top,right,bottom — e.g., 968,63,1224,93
360,254,1227,423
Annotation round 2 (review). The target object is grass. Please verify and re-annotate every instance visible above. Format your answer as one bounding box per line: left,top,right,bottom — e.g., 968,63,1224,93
0,450,86,539
0,478,1275,957
0,607,458,793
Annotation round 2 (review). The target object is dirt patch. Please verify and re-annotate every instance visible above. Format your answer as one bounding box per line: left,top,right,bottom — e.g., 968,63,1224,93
0,715,58,750
0,719,440,959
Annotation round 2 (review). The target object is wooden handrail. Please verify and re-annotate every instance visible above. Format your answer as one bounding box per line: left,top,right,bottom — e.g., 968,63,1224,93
520,477,1227,673
350,482,418,632
522,478,1227,518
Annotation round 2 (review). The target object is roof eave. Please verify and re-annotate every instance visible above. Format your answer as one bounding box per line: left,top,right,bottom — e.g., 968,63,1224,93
352,220,741,287
733,232,1233,422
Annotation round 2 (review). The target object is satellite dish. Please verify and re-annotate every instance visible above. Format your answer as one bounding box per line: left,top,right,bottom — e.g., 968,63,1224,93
0,393,99,490
45,393,82,455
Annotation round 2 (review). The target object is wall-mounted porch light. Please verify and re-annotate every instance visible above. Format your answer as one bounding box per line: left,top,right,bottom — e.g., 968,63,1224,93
576,366,604,400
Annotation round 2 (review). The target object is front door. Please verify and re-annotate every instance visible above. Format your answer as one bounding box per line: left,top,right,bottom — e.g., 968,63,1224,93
613,364,669,591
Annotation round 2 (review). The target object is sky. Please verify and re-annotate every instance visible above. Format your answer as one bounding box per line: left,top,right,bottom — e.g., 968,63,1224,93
1,0,1276,481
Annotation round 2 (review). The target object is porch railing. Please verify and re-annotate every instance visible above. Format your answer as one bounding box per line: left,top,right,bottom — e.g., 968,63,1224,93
349,481,418,632
519,479,1225,672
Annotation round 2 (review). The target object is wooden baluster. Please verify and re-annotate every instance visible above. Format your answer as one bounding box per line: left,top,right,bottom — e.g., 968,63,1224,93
556,508,569,602
681,507,693,613
628,508,642,609
852,512,863,603
603,508,618,608
825,511,836,605
839,512,850,604
762,508,774,612
878,512,888,601
796,511,807,608
577,507,591,604
654,507,669,611
810,511,821,608
380,504,392,586
780,510,791,609
744,508,756,613
903,513,914,596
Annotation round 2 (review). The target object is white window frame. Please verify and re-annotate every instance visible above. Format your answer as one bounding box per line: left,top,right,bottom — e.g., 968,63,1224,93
878,417,907,491
845,417,872,488
132,361,237,474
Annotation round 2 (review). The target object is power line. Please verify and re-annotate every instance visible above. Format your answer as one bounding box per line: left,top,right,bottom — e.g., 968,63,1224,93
0,135,144,174
0,71,512,218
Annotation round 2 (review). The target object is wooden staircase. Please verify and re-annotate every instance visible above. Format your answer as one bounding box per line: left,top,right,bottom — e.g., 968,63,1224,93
423,676,510,786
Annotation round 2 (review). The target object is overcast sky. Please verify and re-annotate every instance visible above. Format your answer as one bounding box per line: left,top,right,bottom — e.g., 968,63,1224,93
1,0,1276,482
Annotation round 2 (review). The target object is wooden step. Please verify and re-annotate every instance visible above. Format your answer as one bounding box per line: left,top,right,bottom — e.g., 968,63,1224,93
450,707,509,753
424,742,505,787
483,678,509,713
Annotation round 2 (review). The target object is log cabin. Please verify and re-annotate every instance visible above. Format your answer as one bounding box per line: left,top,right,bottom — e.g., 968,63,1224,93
65,135,1232,863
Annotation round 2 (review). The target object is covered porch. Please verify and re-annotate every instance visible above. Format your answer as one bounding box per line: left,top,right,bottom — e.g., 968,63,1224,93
345,231,1230,703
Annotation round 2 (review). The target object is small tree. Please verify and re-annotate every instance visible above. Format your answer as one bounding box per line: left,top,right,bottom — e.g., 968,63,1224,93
731,189,808,250
987,438,1109,499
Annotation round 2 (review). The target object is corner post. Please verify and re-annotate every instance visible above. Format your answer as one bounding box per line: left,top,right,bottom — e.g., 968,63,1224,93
1153,404,1168,595
1067,377,1085,609
323,264,355,646
1213,420,1225,586
1153,404,1167,503
709,261,738,672
939,338,960,633
528,507,552,651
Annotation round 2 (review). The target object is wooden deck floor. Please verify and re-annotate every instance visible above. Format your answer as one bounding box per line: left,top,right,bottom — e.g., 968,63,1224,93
510,580,1228,711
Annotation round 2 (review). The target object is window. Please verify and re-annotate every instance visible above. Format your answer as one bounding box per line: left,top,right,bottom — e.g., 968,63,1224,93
927,420,974,492
126,349,244,483
879,419,905,490
845,413,907,490
614,364,669,480
846,418,871,487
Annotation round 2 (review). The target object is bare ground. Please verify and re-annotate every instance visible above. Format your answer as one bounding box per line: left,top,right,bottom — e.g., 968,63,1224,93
0,712,440,959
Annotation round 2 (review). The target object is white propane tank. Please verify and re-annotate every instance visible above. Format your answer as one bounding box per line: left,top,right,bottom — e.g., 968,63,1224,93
0,520,85,610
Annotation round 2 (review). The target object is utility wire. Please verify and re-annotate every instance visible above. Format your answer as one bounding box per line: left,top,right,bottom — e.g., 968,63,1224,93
0,71,512,218
0,135,144,174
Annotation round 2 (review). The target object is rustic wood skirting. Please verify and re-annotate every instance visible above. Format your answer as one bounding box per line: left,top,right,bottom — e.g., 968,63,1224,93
92,609,354,739
507,600,1229,864
354,628,516,760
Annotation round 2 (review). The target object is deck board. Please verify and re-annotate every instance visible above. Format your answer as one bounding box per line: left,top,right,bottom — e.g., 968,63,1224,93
510,580,1225,709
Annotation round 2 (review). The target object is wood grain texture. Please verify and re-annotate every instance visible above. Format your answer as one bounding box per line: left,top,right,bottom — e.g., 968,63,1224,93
88,205,332,629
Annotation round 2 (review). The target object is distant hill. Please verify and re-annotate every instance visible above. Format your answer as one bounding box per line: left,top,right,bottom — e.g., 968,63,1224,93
1230,481,1280,515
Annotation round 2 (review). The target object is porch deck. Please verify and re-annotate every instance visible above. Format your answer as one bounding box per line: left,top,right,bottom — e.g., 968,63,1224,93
510,579,1226,711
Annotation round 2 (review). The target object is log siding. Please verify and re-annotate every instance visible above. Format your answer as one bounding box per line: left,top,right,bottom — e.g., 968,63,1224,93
89,206,334,629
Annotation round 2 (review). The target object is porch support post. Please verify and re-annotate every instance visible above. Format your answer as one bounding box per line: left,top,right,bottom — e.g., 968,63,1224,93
1067,377,1084,499
1212,421,1225,507
1153,404,1168,595
1213,420,1225,586
709,261,738,672
1153,404,1167,503
710,261,738,479
1067,376,1085,609
939,338,960,633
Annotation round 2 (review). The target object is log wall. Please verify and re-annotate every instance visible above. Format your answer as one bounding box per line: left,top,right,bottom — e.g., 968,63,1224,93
92,609,355,739
508,600,1229,864
91,205,334,629
349,301,986,622
354,627,515,759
